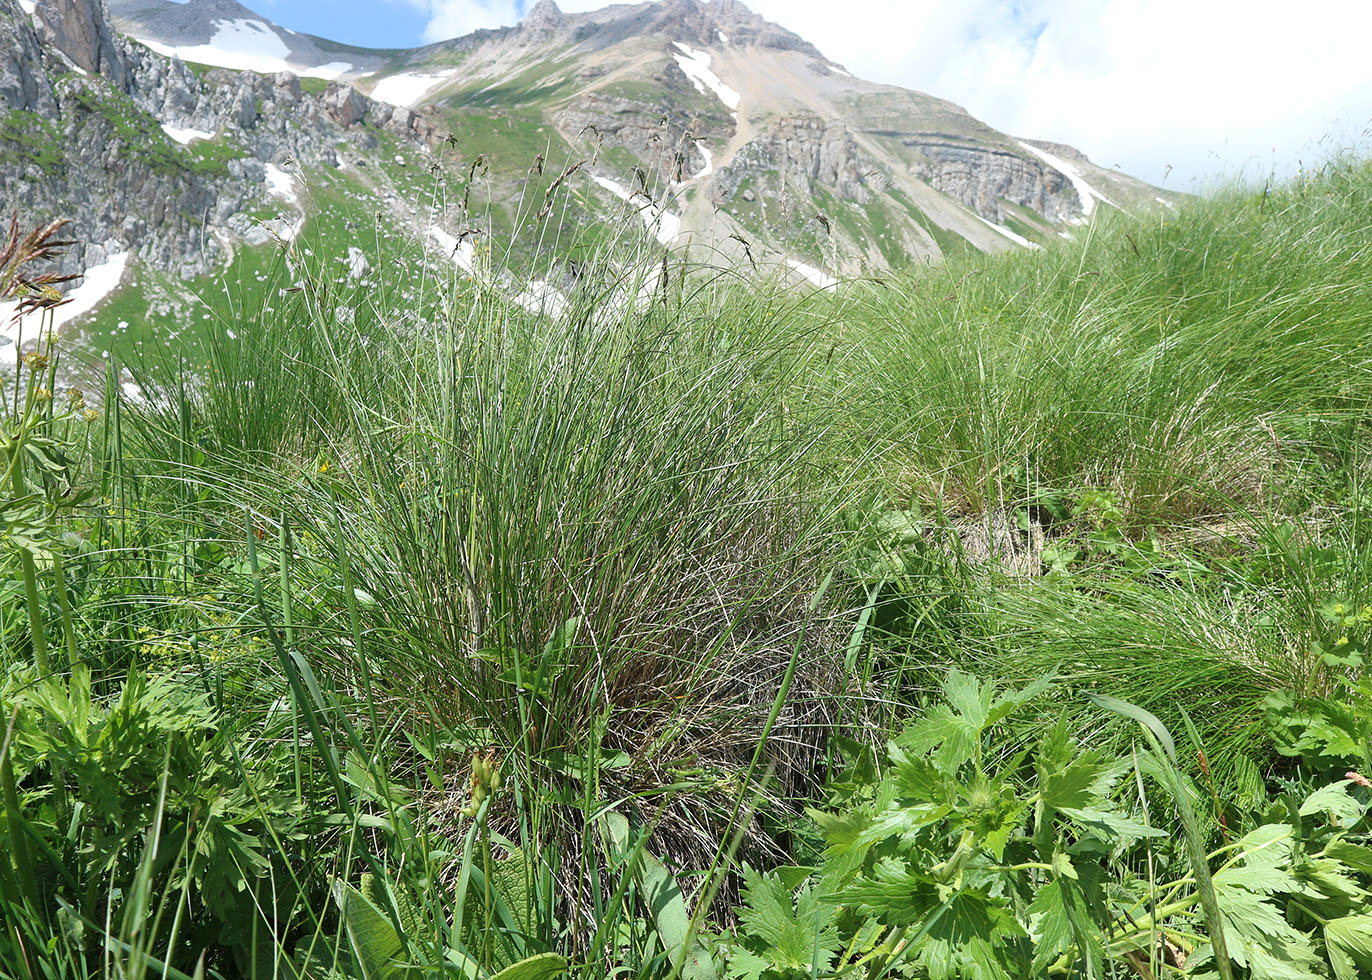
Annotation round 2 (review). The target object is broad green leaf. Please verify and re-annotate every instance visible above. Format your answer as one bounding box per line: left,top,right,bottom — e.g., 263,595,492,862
334,880,410,980
1215,878,1324,979
1299,781,1364,824
901,704,979,771
1026,877,1072,971
1214,861,1295,897
1039,750,1121,810
737,866,840,975
600,812,693,971
942,669,991,731
1326,839,1372,875
485,952,566,980
1325,915,1372,980
1060,806,1166,840
985,672,1054,728
362,874,422,944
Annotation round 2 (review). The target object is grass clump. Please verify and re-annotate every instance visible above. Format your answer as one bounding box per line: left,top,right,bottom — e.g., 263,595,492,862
3,152,1372,979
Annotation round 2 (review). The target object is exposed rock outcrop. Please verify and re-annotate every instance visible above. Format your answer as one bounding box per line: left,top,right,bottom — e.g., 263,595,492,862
521,0,566,43
2,0,441,279
34,0,128,89
714,113,872,204
556,85,732,181
902,137,1079,223
0,0,58,114
649,0,824,57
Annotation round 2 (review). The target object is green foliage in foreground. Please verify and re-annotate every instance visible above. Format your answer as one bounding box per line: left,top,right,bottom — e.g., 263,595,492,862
2,158,1372,978
712,669,1372,980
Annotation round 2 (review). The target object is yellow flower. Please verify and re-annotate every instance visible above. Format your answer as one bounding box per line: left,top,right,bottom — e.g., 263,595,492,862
318,459,330,473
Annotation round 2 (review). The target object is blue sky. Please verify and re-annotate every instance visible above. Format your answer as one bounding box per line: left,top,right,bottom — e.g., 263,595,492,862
249,0,1372,189
254,0,431,48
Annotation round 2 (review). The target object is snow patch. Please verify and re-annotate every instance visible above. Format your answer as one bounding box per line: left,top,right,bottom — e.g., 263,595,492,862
512,280,567,318
716,30,729,43
305,62,352,80
786,259,837,290
975,215,1040,250
427,225,475,274
17,0,35,13
692,143,713,179
370,69,459,108
138,20,351,78
0,251,129,360
1017,140,1114,218
427,227,571,318
259,165,304,241
264,163,299,204
590,175,683,246
671,42,740,111
1156,196,1177,210
263,215,304,243
161,123,215,144
828,64,854,78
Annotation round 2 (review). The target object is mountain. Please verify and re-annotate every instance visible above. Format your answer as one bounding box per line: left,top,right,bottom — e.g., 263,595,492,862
2,0,1179,356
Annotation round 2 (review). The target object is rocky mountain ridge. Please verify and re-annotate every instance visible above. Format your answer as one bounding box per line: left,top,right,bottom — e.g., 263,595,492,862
3,0,442,283
2,0,1180,353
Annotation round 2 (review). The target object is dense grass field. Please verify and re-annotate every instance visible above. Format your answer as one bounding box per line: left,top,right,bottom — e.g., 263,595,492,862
2,158,1371,979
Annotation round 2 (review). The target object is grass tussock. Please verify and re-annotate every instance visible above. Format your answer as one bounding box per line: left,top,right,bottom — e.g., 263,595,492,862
2,154,1372,978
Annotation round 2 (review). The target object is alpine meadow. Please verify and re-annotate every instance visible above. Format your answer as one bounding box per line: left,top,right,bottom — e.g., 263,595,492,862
2,0,1372,978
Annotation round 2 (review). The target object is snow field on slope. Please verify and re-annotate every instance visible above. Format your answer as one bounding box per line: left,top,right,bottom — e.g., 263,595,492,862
264,164,300,204
0,251,130,365
786,259,837,290
262,164,305,241
975,214,1040,250
671,43,741,111
161,124,215,144
693,144,714,179
1016,140,1114,218
369,69,460,108
590,175,683,246
427,226,476,274
139,19,351,79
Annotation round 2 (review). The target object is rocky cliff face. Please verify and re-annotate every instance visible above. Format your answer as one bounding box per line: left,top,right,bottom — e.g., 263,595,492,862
34,0,127,88
1,1,57,114
2,0,440,279
649,0,823,57
902,137,1079,224
713,113,871,206
554,67,734,181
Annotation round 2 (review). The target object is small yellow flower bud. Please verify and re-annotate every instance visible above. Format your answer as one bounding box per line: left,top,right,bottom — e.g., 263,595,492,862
83,408,100,423
23,352,48,371
33,388,52,402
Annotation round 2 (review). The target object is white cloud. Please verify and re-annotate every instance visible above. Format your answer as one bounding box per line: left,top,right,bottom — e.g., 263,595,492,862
405,0,1372,188
719,0,1372,189
397,0,522,42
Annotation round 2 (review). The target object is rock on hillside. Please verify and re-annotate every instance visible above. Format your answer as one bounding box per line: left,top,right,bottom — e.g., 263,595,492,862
1,0,439,279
